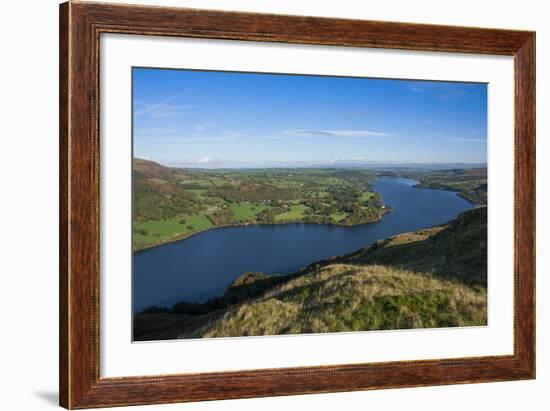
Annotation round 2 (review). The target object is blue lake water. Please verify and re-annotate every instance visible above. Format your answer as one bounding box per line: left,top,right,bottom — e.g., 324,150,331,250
133,178,473,311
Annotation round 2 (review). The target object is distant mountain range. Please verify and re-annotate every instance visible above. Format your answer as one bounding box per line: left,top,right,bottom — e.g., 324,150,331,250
154,158,487,171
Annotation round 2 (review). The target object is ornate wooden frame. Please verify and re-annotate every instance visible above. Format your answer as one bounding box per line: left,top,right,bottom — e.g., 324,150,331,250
59,1,536,408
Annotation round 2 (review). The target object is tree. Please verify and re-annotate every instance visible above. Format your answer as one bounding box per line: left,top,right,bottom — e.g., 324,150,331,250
133,228,148,236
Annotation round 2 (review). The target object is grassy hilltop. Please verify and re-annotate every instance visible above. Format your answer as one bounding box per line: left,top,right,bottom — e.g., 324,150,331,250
133,158,388,250
134,207,487,340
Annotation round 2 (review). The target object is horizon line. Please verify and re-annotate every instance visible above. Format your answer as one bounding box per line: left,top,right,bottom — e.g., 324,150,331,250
134,157,487,170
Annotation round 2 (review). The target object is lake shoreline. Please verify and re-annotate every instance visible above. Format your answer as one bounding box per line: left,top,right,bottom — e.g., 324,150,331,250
134,207,392,254
411,183,479,206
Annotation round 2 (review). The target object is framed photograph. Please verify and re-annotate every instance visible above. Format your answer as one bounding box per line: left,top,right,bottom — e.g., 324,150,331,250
59,2,535,409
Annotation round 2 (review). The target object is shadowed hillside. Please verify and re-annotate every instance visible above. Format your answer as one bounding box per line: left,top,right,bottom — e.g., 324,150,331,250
319,206,487,286
134,207,487,340
133,158,202,223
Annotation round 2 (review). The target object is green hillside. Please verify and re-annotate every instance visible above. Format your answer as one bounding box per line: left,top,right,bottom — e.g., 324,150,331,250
134,207,487,340
404,168,487,205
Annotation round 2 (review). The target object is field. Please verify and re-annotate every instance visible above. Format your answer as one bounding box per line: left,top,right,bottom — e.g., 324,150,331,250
133,158,388,250
274,204,308,222
133,215,214,249
229,203,269,221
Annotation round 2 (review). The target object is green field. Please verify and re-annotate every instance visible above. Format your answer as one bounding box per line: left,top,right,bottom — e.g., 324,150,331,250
274,204,308,222
330,212,348,223
133,214,213,248
360,191,376,201
229,203,269,221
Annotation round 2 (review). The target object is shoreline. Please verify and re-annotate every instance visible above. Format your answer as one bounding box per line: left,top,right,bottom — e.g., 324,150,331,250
134,176,401,253
411,183,482,206
134,207,391,254
134,180,480,254
133,177,481,254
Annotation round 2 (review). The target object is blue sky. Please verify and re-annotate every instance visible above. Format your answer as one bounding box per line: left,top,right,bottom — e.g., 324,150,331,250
133,67,487,168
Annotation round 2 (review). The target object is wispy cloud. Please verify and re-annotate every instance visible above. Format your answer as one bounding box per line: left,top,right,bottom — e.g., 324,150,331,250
135,131,246,148
193,156,216,164
137,127,178,135
194,124,212,132
406,82,480,102
221,130,248,138
450,138,487,143
134,96,194,118
467,130,483,136
275,129,394,138
165,156,227,167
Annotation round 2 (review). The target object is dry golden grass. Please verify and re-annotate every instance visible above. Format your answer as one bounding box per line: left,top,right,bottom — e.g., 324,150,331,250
382,227,444,246
202,264,487,338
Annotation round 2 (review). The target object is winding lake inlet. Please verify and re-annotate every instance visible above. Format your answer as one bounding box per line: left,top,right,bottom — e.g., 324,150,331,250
133,178,473,312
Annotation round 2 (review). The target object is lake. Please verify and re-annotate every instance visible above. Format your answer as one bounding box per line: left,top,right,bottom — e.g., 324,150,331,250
133,178,473,311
